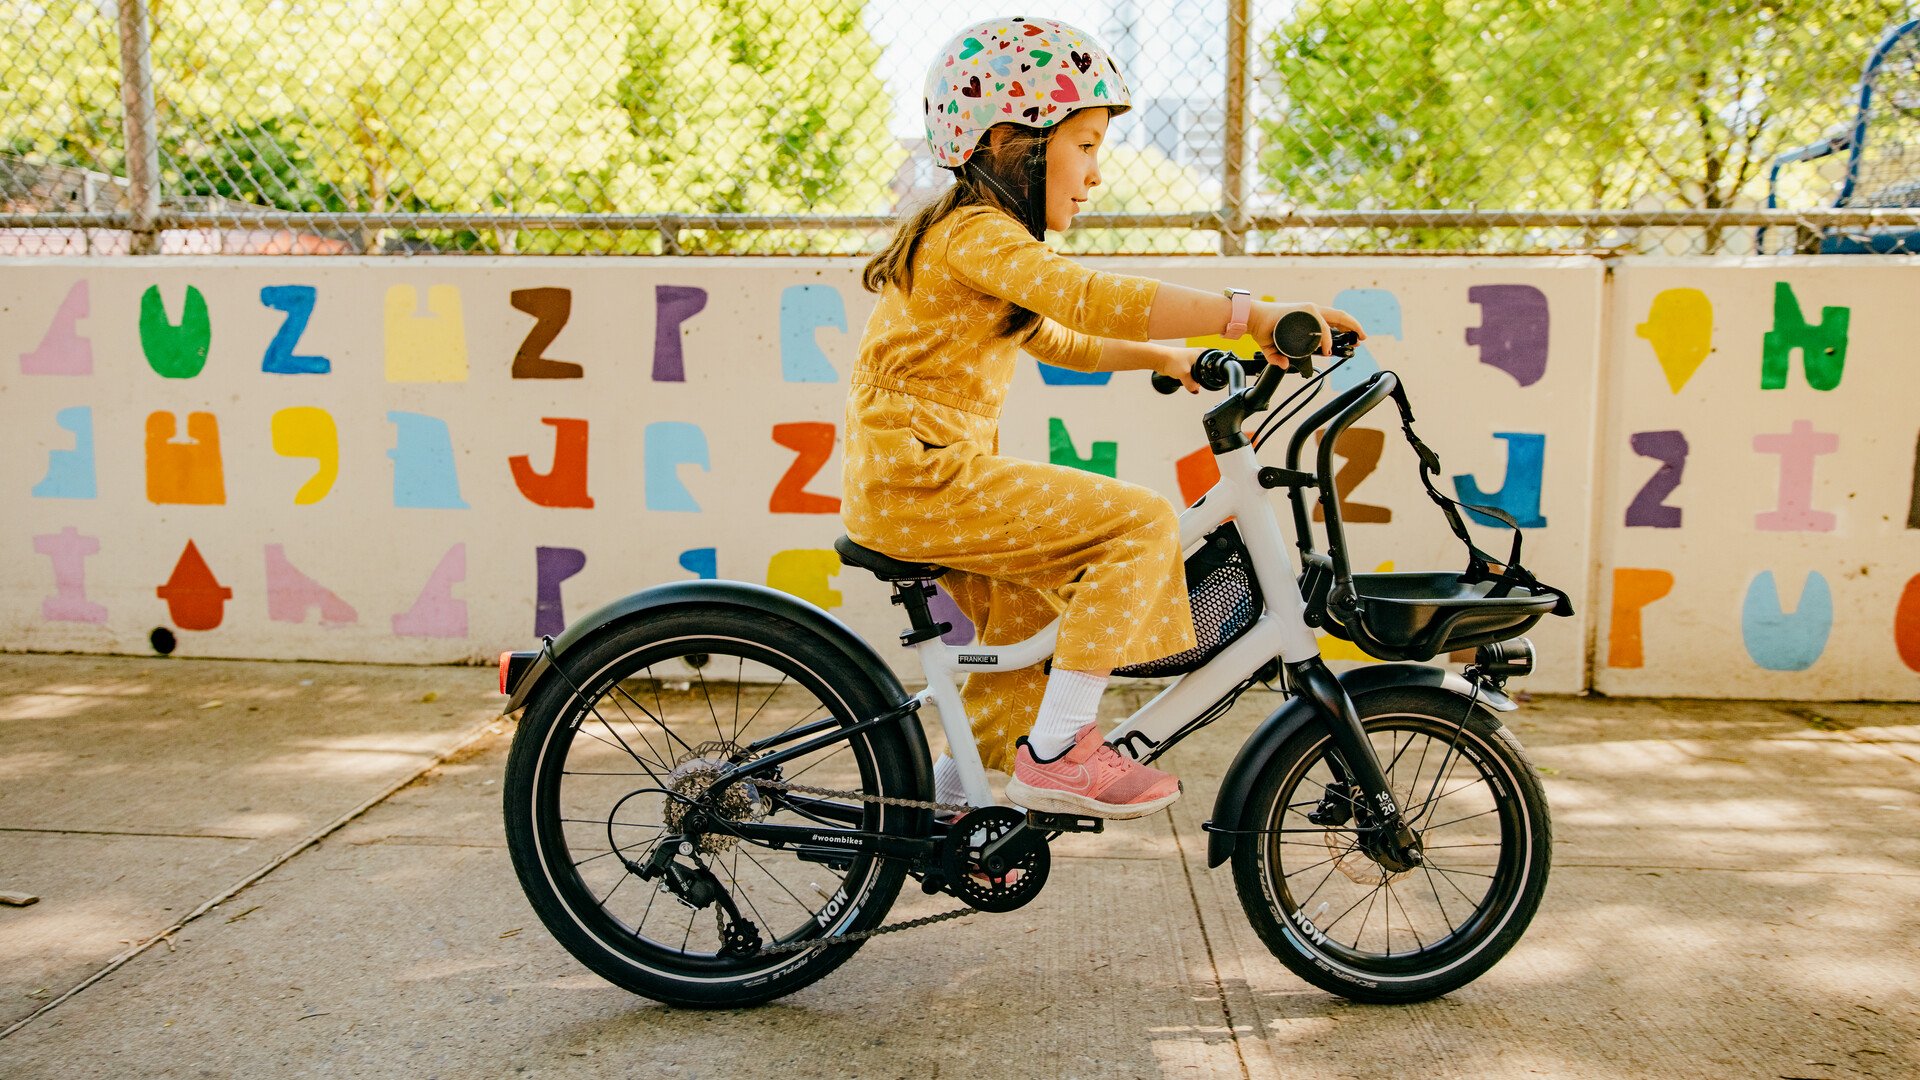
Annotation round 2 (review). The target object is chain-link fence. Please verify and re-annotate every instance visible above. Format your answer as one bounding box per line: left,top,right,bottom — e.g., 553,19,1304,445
4,0,1917,256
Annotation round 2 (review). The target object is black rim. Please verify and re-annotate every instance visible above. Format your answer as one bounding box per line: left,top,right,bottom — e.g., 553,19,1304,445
530,636,891,975
1261,715,1527,976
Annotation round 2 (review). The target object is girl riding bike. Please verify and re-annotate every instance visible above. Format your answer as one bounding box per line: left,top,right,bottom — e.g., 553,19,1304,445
847,15,1367,819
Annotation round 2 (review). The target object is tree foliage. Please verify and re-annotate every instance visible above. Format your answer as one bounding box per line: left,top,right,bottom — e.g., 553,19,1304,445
1259,0,1910,251
2,0,902,251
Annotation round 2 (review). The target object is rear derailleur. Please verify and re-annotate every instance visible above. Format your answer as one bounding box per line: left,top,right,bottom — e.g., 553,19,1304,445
632,837,763,958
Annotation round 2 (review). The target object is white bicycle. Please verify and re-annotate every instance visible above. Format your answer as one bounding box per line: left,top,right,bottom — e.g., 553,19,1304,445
498,314,1574,1007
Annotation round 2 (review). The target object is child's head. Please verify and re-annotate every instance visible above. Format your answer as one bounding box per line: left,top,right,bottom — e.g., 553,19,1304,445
863,16,1131,299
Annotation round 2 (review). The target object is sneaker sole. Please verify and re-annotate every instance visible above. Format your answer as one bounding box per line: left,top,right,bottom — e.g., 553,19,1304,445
1004,777,1181,820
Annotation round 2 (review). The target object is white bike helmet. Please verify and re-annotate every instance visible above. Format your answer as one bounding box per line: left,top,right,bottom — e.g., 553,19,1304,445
923,16,1133,237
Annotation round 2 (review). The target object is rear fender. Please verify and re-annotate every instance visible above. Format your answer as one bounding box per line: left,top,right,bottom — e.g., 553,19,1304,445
1203,663,1514,868
502,580,929,792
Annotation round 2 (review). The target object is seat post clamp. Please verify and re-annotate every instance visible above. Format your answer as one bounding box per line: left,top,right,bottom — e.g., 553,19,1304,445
892,579,951,646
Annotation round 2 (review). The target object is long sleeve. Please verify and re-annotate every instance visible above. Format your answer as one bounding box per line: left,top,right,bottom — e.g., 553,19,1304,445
937,206,1160,341
1021,317,1104,372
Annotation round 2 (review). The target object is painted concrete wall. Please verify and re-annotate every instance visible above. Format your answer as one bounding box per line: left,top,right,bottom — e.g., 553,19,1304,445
2,256,1914,699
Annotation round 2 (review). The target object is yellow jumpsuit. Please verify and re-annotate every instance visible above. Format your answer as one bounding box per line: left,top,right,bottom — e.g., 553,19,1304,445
842,205,1199,772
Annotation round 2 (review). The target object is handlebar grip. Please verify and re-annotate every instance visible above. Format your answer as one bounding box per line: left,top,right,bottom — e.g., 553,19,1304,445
1151,349,1269,395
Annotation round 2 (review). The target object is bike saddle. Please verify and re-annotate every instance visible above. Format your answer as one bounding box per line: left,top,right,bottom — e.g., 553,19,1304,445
833,535,948,582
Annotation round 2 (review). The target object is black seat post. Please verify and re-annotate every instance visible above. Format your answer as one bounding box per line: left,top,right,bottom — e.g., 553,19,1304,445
891,580,951,647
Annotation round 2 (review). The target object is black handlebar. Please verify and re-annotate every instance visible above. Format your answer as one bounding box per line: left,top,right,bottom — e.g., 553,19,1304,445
1151,349,1263,394
1150,315,1360,395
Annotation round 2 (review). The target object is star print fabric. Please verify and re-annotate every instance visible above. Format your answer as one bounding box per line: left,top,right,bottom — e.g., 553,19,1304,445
842,205,1197,772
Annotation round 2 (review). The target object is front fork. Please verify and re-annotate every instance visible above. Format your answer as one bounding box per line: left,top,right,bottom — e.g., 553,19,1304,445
1286,657,1423,873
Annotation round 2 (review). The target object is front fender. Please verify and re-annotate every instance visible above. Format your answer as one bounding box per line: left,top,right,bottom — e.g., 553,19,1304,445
1203,663,1514,868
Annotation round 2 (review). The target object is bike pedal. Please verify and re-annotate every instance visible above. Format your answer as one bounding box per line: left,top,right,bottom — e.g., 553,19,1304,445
1025,811,1104,834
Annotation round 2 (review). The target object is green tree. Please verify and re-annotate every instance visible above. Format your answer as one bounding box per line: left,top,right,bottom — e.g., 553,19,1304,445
1260,0,1908,252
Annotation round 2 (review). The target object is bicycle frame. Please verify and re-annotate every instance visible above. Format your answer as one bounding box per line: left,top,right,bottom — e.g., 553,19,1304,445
914,382,1325,808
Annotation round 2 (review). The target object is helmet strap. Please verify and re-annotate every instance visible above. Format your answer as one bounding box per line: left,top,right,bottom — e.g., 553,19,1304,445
961,134,1050,241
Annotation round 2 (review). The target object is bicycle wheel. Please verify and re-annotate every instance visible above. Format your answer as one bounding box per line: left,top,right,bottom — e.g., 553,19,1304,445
1231,685,1551,1003
502,606,926,1007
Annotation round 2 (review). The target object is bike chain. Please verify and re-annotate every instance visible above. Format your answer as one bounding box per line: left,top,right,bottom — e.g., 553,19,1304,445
738,777,979,957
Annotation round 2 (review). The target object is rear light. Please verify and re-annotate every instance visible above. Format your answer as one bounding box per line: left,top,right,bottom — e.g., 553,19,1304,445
498,650,540,699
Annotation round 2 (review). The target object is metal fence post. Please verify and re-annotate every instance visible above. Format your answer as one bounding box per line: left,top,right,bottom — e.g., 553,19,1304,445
1220,0,1250,255
116,0,163,255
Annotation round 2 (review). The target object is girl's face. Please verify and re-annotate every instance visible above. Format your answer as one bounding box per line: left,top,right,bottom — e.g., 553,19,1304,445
1044,107,1107,233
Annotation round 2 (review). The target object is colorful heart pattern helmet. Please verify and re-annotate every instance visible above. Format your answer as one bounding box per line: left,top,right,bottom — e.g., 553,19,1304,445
923,16,1134,169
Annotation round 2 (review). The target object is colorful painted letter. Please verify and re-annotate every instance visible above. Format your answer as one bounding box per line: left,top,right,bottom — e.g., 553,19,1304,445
1326,288,1400,393
1175,445,1219,507
1453,433,1547,528
511,288,582,379
645,422,709,512
271,407,340,504
928,583,977,645
1466,285,1548,387
1313,427,1391,524
1635,288,1712,393
767,549,842,610
770,422,842,513
140,285,212,378
33,406,95,499
387,412,469,509
264,544,357,626
780,285,845,382
21,279,92,375
510,418,595,508
392,544,468,637
33,526,106,623
678,547,718,580
654,285,708,381
1741,570,1832,671
1048,418,1116,478
1606,568,1674,668
157,540,232,631
145,411,227,505
1625,431,1687,528
1753,420,1837,532
535,546,587,637
1897,574,1920,673
383,285,468,382
260,285,331,374
1761,282,1847,391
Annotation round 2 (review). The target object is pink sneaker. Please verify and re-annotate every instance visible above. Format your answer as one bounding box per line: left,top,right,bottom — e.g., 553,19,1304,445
1005,723,1181,820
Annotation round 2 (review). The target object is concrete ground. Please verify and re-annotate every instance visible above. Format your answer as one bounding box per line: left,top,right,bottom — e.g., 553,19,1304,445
0,653,1915,1079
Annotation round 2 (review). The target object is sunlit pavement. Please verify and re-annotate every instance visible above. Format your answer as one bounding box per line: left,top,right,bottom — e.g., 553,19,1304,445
1,653,1915,1078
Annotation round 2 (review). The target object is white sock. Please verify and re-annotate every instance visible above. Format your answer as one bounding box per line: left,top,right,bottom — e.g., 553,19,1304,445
1026,668,1110,760
933,754,969,807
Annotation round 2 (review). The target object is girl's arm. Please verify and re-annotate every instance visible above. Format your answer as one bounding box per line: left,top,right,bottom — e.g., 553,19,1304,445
1095,339,1206,394
1144,283,1368,361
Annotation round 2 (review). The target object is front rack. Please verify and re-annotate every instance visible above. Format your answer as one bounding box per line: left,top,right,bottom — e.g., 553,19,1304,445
1258,368,1574,663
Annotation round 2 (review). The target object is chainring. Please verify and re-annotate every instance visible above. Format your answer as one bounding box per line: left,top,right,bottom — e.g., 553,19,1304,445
940,806,1049,913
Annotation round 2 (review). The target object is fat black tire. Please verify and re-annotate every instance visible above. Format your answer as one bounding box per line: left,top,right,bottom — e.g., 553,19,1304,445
1230,686,1551,1004
502,607,924,1007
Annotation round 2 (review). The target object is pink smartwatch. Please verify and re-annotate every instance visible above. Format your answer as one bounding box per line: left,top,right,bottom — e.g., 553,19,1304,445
1222,287,1251,340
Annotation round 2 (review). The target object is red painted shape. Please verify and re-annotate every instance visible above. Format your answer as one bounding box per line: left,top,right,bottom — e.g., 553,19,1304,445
770,422,841,514
509,417,594,508
156,540,232,631
1176,445,1219,507
1897,573,1920,673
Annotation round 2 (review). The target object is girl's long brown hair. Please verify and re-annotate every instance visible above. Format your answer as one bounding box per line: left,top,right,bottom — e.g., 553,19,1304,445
862,123,1049,341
